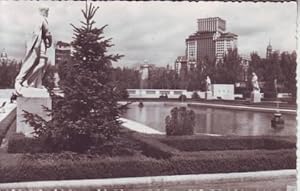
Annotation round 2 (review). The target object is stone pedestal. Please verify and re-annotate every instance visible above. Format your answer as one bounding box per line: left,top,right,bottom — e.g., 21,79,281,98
16,95,51,137
251,91,261,103
205,91,213,100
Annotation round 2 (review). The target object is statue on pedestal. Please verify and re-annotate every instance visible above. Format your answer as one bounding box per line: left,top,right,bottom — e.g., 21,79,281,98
15,7,52,97
205,76,211,92
205,76,212,100
251,72,260,92
251,72,261,102
15,7,53,137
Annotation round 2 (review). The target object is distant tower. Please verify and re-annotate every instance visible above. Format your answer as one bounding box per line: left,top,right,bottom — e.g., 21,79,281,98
0,49,8,64
266,40,272,59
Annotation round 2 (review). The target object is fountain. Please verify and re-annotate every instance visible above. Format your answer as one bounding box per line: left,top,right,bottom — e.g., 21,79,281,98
271,79,284,129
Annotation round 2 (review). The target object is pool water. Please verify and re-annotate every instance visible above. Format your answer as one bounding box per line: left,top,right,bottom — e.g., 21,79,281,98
122,102,296,136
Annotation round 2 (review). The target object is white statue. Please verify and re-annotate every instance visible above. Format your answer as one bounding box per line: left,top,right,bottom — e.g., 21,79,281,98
206,76,211,92
251,72,260,92
15,7,52,97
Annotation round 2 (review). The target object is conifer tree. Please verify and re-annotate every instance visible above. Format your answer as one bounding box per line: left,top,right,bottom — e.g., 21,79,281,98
25,3,123,152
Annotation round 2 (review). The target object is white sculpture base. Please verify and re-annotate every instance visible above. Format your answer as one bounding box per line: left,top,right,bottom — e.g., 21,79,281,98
205,91,213,100
251,91,261,103
16,92,51,137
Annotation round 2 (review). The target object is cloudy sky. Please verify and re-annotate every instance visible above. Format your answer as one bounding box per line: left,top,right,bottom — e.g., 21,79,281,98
0,1,297,67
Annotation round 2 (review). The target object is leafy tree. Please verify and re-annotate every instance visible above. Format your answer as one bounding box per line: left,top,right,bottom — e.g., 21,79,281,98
0,59,20,88
25,3,123,153
248,53,265,81
214,49,242,84
280,51,297,97
263,52,282,93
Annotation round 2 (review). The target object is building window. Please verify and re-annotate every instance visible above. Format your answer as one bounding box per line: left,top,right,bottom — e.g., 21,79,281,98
174,91,183,95
146,90,156,94
160,91,170,94
127,90,136,94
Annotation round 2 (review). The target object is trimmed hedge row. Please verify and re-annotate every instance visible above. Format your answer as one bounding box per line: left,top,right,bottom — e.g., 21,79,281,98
0,149,295,183
7,133,49,153
130,133,178,159
7,130,143,157
160,136,296,152
8,130,296,157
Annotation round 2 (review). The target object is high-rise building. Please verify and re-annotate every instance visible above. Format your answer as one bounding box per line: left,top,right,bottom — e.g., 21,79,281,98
197,17,226,33
174,56,187,74
266,41,272,59
0,49,8,64
186,17,238,66
55,41,72,65
215,33,238,61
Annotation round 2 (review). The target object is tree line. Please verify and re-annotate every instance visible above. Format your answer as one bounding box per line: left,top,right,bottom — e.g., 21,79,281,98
111,49,296,98
0,59,20,89
0,49,296,99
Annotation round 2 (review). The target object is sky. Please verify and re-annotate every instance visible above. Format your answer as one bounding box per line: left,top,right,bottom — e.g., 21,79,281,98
0,1,297,68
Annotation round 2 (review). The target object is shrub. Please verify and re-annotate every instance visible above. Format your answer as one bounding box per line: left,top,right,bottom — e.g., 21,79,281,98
178,94,187,101
263,91,277,98
165,107,195,136
7,133,52,153
0,149,295,183
130,133,175,159
160,136,295,152
7,129,143,156
191,92,200,100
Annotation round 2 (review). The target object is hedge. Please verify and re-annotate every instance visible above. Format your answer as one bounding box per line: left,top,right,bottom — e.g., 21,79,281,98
7,130,143,157
130,133,178,159
7,133,50,153
8,130,296,157
0,148,295,183
160,136,295,152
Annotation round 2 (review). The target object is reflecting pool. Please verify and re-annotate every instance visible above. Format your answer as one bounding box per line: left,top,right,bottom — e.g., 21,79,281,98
123,102,296,136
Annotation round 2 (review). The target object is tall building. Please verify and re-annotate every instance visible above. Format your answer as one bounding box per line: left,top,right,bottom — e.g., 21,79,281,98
215,33,238,61
197,17,226,33
174,56,187,74
186,17,238,66
0,49,8,64
266,41,272,59
55,41,72,65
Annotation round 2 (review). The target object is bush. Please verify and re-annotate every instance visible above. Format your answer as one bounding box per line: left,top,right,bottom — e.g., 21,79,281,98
191,92,200,100
130,133,175,159
165,107,195,136
0,149,295,183
178,94,187,101
242,90,251,99
7,129,142,156
160,136,295,152
263,91,277,98
7,133,52,153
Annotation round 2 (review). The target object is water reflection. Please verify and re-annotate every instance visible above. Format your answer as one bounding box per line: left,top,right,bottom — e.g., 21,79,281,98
123,102,296,136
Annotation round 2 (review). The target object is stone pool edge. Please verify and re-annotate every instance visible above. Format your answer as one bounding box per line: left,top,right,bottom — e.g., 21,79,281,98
0,169,296,189
187,102,296,115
